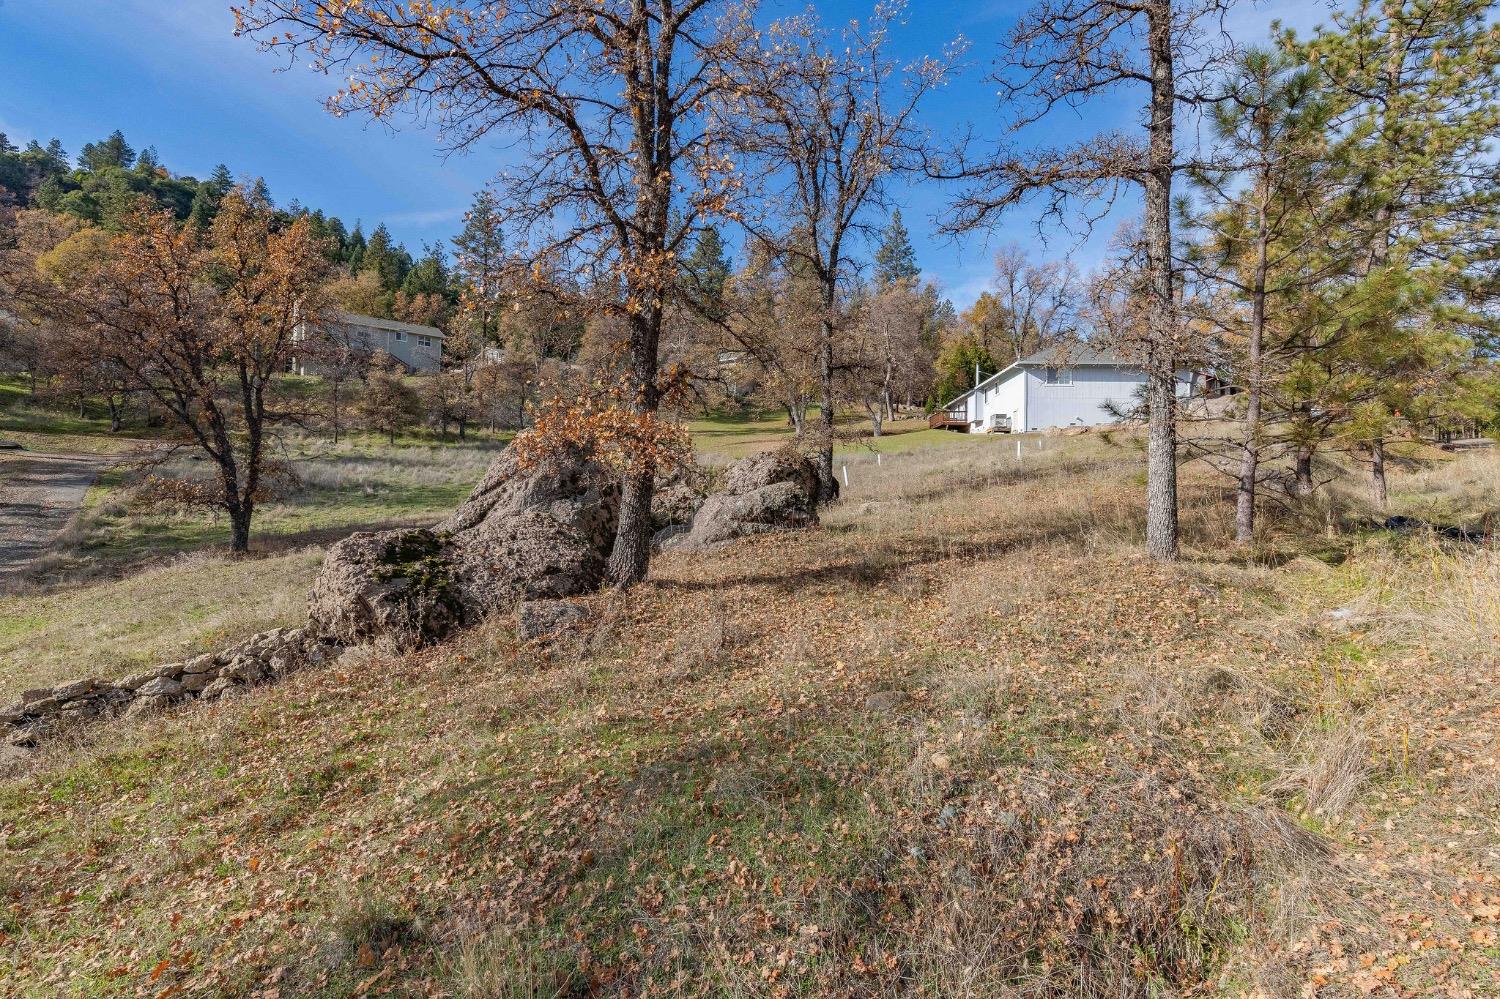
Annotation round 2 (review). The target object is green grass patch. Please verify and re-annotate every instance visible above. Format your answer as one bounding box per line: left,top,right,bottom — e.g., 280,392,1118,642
0,548,324,696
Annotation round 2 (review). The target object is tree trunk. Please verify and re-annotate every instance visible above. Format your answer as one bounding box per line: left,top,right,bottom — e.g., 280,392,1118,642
1234,431,1258,543
816,314,837,502
609,466,654,587
1142,0,1179,562
1294,446,1314,496
228,502,253,554
107,397,123,433
1370,439,1388,509
1237,185,1271,545
606,302,664,586
1145,369,1179,559
331,380,341,445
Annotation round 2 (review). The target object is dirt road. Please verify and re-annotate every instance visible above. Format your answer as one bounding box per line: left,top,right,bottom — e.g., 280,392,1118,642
0,451,106,580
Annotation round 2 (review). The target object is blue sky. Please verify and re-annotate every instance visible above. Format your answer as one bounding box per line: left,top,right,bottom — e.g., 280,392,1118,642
0,0,1327,308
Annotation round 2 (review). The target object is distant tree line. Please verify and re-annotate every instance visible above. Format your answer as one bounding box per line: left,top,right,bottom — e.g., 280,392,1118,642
0,128,459,327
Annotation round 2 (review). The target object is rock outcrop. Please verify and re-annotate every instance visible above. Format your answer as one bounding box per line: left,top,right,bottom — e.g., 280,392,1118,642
515,599,590,641
307,449,619,648
662,447,820,551
651,482,706,531
2,447,622,760
2,626,339,750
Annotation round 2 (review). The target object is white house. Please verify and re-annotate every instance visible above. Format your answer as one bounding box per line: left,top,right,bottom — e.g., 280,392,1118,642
291,312,446,375
931,346,1205,434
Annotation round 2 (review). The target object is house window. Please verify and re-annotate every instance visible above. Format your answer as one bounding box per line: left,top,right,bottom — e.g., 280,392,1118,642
1044,366,1072,385
394,330,405,342
418,335,433,348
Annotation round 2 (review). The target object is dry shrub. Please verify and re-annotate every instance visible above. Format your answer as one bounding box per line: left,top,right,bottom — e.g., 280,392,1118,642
1391,447,1500,526
324,889,425,972
1111,661,1304,746
1109,659,1194,740
290,439,500,492
444,926,575,999
663,596,744,680
894,763,1326,999
1272,722,1372,820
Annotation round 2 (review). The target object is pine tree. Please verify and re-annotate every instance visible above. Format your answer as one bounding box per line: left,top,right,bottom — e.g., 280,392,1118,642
206,164,234,197
452,191,508,343
683,225,732,321
402,243,451,297
134,146,162,176
43,140,68,174
1288,0,1500,500
248,177,274,208
362,223,406,290
188,183,218,228
345,223,367,272
1181,48,1347,538
930,334,997,408
78,130,135,172
873,209,920,290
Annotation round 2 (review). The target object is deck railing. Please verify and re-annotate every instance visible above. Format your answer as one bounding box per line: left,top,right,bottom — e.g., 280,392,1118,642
928,407,968,429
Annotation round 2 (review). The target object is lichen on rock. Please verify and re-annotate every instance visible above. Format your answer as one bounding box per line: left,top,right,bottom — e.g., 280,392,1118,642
307,447,620,649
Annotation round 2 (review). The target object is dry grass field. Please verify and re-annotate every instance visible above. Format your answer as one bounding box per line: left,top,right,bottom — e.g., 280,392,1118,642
0,439,504,694
2,433,1498,998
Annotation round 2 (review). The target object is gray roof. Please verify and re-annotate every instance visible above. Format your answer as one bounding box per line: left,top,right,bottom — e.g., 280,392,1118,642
1016,345,1132,367
334,311,447,339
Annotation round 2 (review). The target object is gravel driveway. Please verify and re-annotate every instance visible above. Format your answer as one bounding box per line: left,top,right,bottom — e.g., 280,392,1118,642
0,451,106,581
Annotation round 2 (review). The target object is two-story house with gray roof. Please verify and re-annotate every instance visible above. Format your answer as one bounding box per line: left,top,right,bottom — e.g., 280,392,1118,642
291,312,446,375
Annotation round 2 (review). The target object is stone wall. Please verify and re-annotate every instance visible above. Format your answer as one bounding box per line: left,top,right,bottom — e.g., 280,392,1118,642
2,626,343,749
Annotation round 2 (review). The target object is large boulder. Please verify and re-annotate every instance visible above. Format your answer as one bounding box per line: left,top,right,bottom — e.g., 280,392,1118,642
308,449,618,648
650,463,710,531
662,447,820,551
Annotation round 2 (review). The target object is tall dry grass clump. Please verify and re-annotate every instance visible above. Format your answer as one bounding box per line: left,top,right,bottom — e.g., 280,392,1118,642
905,768,1321,999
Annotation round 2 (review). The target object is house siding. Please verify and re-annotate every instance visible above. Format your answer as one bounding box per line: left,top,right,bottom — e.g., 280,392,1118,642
293,316,445,374
967,367,1026,431
940,359,1201,433
1023,365,1147,430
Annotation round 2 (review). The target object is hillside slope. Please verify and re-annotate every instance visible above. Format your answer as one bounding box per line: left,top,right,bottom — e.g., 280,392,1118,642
3,437,1498,998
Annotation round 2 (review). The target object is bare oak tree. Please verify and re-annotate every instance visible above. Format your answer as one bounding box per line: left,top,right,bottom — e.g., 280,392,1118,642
233,0,751,584
722,2,953,499
6,192,330,551
989,245,1081,363
943,0,1232,561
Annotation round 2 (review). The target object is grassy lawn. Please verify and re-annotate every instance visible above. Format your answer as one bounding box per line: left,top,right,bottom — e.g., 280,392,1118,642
0,549,323,695
0,374,168,447
685,407,810,456
3,437,1497,997
71,439,501,567
686,407,1034,458
0,437,503,696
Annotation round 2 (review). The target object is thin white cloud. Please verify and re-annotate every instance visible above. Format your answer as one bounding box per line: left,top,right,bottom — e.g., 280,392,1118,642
383,207,467,227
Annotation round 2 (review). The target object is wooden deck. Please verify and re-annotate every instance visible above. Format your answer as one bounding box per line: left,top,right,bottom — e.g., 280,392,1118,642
928,408,970,431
